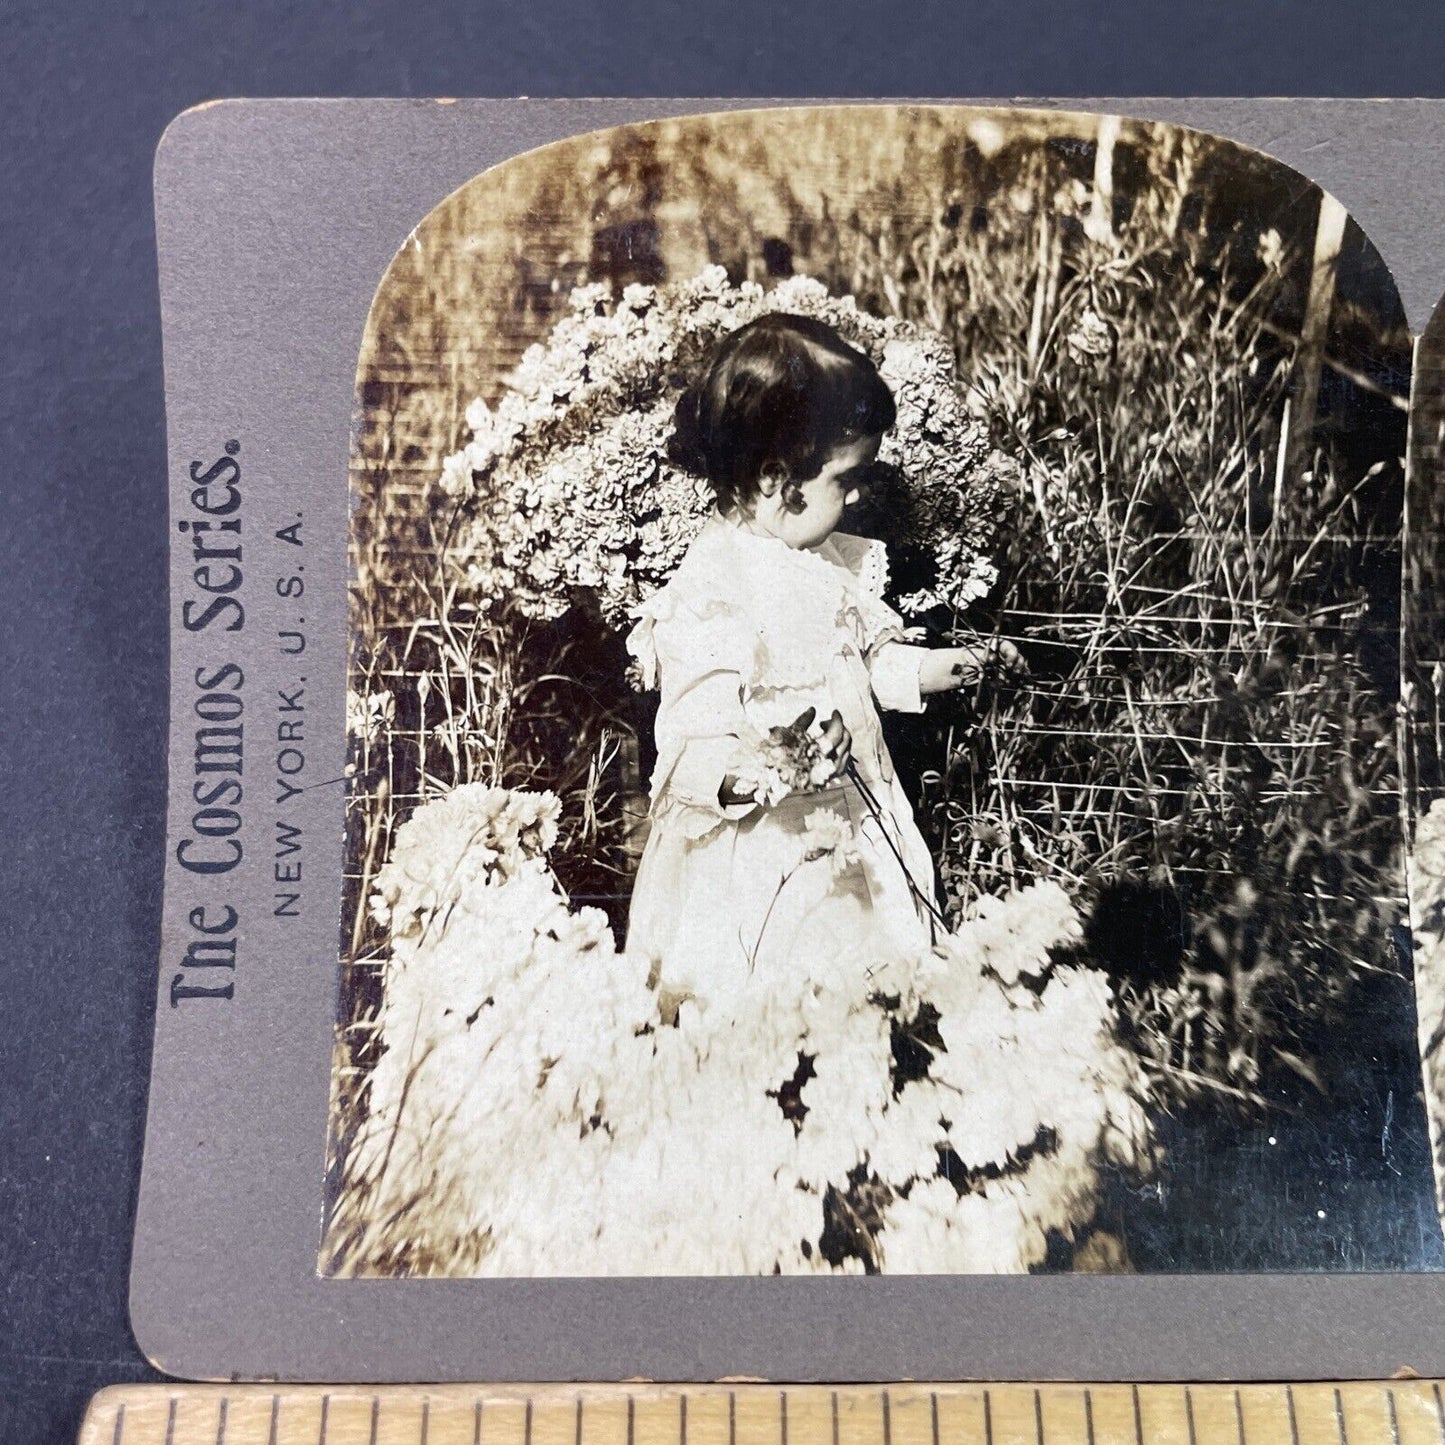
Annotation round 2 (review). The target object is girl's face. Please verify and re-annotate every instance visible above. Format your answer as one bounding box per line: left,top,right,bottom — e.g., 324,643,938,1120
752,433,881,550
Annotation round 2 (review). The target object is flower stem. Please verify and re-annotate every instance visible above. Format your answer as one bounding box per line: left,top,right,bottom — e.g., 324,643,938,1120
844,760,948,939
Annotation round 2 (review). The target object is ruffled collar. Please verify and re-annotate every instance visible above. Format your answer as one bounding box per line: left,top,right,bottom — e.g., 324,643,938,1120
627,510,903,696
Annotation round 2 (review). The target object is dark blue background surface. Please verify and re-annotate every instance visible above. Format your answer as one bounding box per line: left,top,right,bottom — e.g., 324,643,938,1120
4,4,1445,1441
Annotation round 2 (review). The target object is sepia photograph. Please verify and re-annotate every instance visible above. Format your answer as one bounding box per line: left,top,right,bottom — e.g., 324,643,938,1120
319,103,1439,1277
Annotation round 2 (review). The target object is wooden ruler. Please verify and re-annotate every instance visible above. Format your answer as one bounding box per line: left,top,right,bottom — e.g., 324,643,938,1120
76,1382,1445,1445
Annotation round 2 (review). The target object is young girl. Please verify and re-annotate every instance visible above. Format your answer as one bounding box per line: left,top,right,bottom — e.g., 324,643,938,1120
625,313,1009,1016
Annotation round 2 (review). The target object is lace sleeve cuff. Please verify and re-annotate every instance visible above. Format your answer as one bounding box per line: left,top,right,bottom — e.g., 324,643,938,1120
868,640,926,714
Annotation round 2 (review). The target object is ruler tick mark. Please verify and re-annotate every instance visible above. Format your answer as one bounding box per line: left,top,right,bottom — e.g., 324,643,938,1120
73,1380,1445,1445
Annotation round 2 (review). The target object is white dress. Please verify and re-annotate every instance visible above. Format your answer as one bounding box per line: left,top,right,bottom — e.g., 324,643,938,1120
624,512,940,1014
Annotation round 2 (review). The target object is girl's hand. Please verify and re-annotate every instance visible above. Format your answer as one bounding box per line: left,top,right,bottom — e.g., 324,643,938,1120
719,773,758,808
920,639,1028,694
778,706,853,787
814,707,853,784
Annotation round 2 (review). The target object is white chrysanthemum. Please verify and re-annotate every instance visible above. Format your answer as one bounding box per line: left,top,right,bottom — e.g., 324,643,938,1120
798,810,862,876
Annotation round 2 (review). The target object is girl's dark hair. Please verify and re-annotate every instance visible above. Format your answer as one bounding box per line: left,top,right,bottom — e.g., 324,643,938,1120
668,312,896,512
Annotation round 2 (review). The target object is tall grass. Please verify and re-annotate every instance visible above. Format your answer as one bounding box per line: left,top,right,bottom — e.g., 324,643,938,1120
835,145,1405,1104
332,289,644,1181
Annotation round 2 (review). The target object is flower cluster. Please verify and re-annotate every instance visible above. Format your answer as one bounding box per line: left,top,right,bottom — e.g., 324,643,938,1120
873,333,1004,613
437,268,1001,629
1413,799,1445,916
368,783,562,938
798,810,863,878
953,879,1082,987
1063,307,1114,365
345,687,394,744
1256,227,1284,269
334,787,1154,1277
732,710,839,806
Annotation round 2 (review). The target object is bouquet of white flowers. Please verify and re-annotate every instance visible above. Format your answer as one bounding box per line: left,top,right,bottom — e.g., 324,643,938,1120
437,267,1013,630
731,708,841,806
